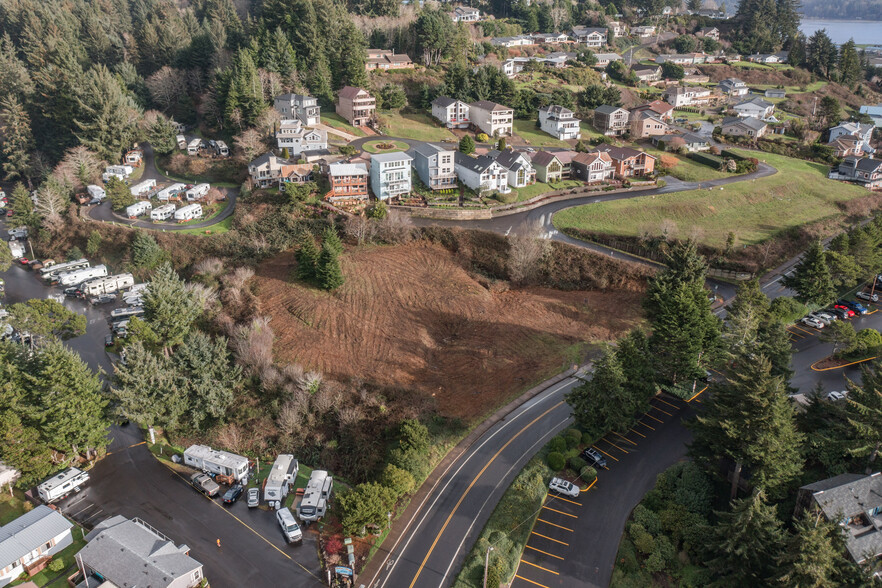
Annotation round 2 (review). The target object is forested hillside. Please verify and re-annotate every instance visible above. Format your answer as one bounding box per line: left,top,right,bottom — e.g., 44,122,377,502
800,0,882,20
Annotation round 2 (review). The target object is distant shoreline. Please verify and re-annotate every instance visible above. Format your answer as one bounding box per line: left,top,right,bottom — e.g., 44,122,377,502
800,18,882,22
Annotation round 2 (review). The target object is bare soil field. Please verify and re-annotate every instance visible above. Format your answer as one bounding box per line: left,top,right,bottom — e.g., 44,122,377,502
255,242,644,421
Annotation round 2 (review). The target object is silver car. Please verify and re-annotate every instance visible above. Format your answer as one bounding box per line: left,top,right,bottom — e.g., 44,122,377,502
247,487,259,508
856,291,879,303
801,317,824,329
549,477,580,498
809,311,835,326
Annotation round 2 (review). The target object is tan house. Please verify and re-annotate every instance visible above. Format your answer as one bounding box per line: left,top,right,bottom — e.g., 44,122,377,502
336,86,376,127
721,116,768,138
631,100,675,123
365,49,414,71
630,110,670,139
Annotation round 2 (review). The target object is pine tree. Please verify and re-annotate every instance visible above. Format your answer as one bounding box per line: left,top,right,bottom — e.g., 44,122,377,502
74,64,140,161
566,346,628,438
86,230,103,256
106,176,135,212
317,242,344,291
323,226,344,255
783,240,835,305
10,182,37,227
224,49,265,128
143,263,201,355
173,331,242,429
112,340,188,429
262,27,297,77
838,39,862,88
0,411,54,487
774,0,801,46
806,29,837,78
842,361,882,471
0,96,34,182
295,231,320,281
777,513,844,587
28,38,85,159
335,21,368,89
132,231,166,269
459,135,475,154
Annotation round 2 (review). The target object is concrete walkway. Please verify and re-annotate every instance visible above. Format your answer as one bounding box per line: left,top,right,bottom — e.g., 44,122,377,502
314,123,359,142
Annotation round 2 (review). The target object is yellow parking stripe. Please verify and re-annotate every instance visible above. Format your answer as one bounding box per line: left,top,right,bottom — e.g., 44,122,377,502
791,324,817,336
536,518,574,532
629,427,646,438
645,412,664,423
542,505,578,519
520,559,560,575
637,420,655,431
650,404,673,416
611,431,638,446
591,446,619,461
525,545,564,560
600,438,630,454
530,531,569,546
654,397,680,409
548,495,581,506
515,574,551,588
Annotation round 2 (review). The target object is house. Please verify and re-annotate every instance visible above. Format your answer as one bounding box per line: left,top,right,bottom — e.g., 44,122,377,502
631,100,675,122
571,26,607,48
630,110,669,139
336,86,376,127
490,35,536,48
279,163,315,186
408,143,457,191
718,78,749,97
530,151,565,183
696,8,727,18
365,49,414,71
830,156,882,188
432,97,470,128
593,143,656,177
78,516,204,588
827,135,865,158
748,51,789,63
652,133,710,152
593,105,630,136
733,96,775,119
682,69,711,84
370,152,413,201
721,116,768,138
450,6,481,22
248,152,287,188
795,473,882,571
663,85,714,107
501,57,531,77
531,32,570,45
655,53,707,65
469,100,514,137
275,120,327,156
829,121,875,153
860,105,882,128
327,162,369,203
0,506,73,587
500,53,575,77
539,105,581,140
593,53,622,68
274,94,321,126
488,149,536,188
633,25,656,38
765,89,786,98
454,152,511,194
124,149,143,166
697,26,720,40
608,21,627,37
632,65,662,82
571,151,615,182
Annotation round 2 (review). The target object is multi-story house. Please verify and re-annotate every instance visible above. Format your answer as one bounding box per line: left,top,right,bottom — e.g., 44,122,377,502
733,96,775,119
594,144,656,177
279,163,315,186
454,152,510,194
655,53,707,65
370,152,413,201
408,144,457,191
860,104,882,128
697,27,720,40
633,25,656,38
328,162,369,204
0,506,73,587
608,21,627,37
500,53,572,77
663,85,715,107
365,49,414,71
275,120,327,156
571,151,615,182
718,78,749,97
336,86,376,127
571,26,607,48
631,100,675,122
431,97,471,128
630,110,669,139
450,6,481,22
720,116,768,138
830,156,882,188
829,121,875,154
488,149,536,188
530,151,565,183
593,105,630,136
248,152,287,188
593,53,623,69
632,65,662,82
828,135,865,157
274,94,321,126
469,100,514,137
539,105,581,140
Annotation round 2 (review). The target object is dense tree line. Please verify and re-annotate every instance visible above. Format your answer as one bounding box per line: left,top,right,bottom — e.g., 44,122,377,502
788,31,864,88
733,0,800,54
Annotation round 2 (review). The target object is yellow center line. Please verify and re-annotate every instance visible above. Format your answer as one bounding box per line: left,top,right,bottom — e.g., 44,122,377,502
644,412,664,423
591,445,619,461
637,420,656,431
654,397,680,409
407,402,565,588
524,545,564,560
536,518,574,532
514,574,552,588
530,531,569,546
611,431,638,446
520,559,560,575
650,404,673,416
600,438,630,454
629,427,646,438
542,505,578,519
687,385,709,402
547,494,581,506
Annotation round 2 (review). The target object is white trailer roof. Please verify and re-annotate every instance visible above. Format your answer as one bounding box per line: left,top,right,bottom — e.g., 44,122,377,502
184,444,248,469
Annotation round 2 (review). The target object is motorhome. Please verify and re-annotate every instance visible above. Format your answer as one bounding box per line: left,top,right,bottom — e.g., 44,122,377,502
82,273,135,296
109,305,144,319
102,165,134,182
7,240,25,259
296,470,333,522
130,179,157,198
183,444,250,483
57,265,107,286
40,258,89,281
185,183,210,202
156,183,187,201
86,185,106,202
176,134,187,149
216,141,229,157
264,455,299,508
150,203,176,221
37,467,89,503
174,203,202,222
125,201,153,218
187,138,202,155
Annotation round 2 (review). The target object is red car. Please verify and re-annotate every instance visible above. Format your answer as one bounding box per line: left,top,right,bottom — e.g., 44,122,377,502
833,303,856,317
18,258,29,265
5,210,12,217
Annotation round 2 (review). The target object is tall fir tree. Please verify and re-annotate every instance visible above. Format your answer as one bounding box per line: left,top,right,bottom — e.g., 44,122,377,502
842,361,882,472
566,346,628,439
0,95,33,181
323,226,344,256
75,65,140,161
806,29,837,78
143,263,201,355
782,240,835,305
295,231,320,281
777,512,846,587
318,242,344,291
838,39,862,88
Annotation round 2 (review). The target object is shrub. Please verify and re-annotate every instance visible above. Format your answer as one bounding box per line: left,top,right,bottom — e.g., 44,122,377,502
768,296,805,323
381,463,416,498
854,328,882,356
324,535,343,556
546,451,565,471
629,522,656,555
476,133,490,143
580,466,597,482
48,558,66,573
338,482,397,536
633,504,661,535
565,428,581,447
548,436,567,453
389,447,428,481
644,551,666,574
656,179,666,188
568,456,587,472
494,191,518,204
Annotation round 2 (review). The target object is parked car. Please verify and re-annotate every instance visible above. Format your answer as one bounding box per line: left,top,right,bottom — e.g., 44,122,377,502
548,477,580,498
580,447,608,469
837,299,868,315
827,307,851,320
856,291,879,303
276,508,303,544
64,287,83,298
190,472,220,497
247,487,260,508
90,294,116,305
27,259,44,270
8,227,28,239
832,304,856,318
223,483,245,505
809,311,835,325
5,210,13,217
826,390,848,402
18,258,29,265
104,334,114,347
801,316,825,329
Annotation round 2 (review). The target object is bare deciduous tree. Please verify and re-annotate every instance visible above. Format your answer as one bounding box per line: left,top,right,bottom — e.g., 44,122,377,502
185,282,219,313
231,316,274,374
278,396,309,437
54,146,105,189
195,257,225,278
35,176,70,232
223,266,255,291
507,222,551,285
146,66,187,112
234,128,265,161
344,215,378,245
214,422,244,452
258,70,284,106
255,107,281,139
377,210,414,244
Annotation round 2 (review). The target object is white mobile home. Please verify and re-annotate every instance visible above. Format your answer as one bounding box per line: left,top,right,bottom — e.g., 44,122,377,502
109,306,144,319
102,165,134,182
176,134,187,149
187,138,202,155
216,141,229,156
156,182,187,201
0,505,73,587
150,203,176,221
82,273,135,296
39,259,89,281
183,444,250,483
174,203,202,222
57,265,107,286
296,470,333,522
186,183,210,201
125,201,152,218
7,240,25,260
86,185,106,202
264,455,299,508
130,179,157,198
36,467,90,503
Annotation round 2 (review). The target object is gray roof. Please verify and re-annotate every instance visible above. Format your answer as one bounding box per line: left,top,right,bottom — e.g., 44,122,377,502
846,156,882,173
371,151,413,163
492,149,529,169
454,152,497,173
407,143,447,160
541,105,578,120
594,104,625,115
723,116,767,131
470,100,512,112
432,96,457,108
81,516,202,588
329,162,368,176
0,505,72,567
735,97,773,109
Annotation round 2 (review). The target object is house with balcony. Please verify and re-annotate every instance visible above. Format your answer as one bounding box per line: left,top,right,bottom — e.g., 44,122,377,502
370,152,413,201
608,21,627,37
733,96,775,119
490,35,536,48
571,26,607,48
531,32,570,45
450,6,481,22
530,151,565,183
275,120,327,156
697,26,720,40
631,100,675,122
408,143,457,191
274,94,320,126
663,85,715,107
829,121,875,154
594,143,656,177
279,163,315,186
633,25,656,38
828,135,866,158
431,97,470,128
365,49,414,71
720,116,768,138
593,105,629,136
0,506,73,587
328,162,369,204
630,110,669,138
500,53,574,77
539,105,581,140
829,156,882,188
571,151,615,182
248,152,288,188
593,53,622,69
469,100,514,137
718,78,749,97
488,149,536,188
454,152,510,194
336,86,376,127
632,65,662,82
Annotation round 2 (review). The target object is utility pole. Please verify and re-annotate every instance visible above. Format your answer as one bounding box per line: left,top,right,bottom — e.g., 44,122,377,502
483,546,495,588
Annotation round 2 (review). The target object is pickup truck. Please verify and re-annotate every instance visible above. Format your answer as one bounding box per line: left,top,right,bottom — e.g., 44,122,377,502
190,472,220,497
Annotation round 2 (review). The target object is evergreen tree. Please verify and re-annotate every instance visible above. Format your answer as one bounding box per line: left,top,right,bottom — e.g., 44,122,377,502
222,48,266,128
774,0,801,46
734,0,779,53
295,231,320,281
28,37,84,159
173,330,242,429
317,242,344,291
8,299,87,341
106,176,135,212
145,112,178,155
323,226,344,255
788,33,807,66
842,361,882,471
113,341,188,429
143,263,201,355
261,27,297,77
0,411,54,487
818,96,840,125
617,329,657,409
335,21,368,89
777,512,845,587
74,65,140,161
86,230,103,256
0,95,33,182
10,182,37,227
131,231,166,269
806,29,837,78
838,39,862,87
566,346,628,439
0,34,35,101
783,240,835,305
459,135,475,155
379,84,406,110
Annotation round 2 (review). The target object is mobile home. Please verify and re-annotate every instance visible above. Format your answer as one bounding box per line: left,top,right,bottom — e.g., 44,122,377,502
156,183,187,201
296,470,333,522
187,138,202,155
57,265,107,286
7,240,25,259
174,203,202,222
124,149,143,166
216,141,229,156
102,165,134,182
176,134,187,149
86,185,106,202
37,467,90,503
264,455,299,508
40,258,89,281
186,183,210,202
125,201,152,218
130,179,157,198
150,203,176,221
110,305,144,319
183,444,250,483
82,273,135,296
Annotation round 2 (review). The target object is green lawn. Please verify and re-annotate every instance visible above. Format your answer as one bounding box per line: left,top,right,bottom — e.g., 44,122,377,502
511,180,582,202
320,113,366,137
750,81,827,93
0,492,30,525
12,535,87,587
645,147,730,183
512,120,603,148
553,150,871,249
379,112,456,142
362,139,410,154
174,215,233,235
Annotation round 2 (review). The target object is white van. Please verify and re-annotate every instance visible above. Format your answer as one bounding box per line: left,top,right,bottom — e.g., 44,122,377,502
151,203,176,221
176,134,187,149
276,508,303,544
126,201,152,218
174,203,202,222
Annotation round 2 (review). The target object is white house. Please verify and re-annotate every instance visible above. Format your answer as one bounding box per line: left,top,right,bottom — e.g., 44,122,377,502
451,6,481,22
370,152,413,201
489,149,536,188
571,26,607,48
608,21,627,37
275,120,327,156
663,85,714,107
454,152,511,194
718,78,749,97
468,100,514,137
248,152,287,188
539,105,581,140
431,97,470,129
860,105,882,128
531,32,570,44
633,25,656,38
593,53,622,68
500,53,573,78
829,121,875,153
572,151,615,182
0,506,73,587
274,94,321,126
733,97,775,119
490,35,535,48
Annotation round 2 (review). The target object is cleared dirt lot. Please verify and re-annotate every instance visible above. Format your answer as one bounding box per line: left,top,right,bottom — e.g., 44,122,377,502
255,241,644,420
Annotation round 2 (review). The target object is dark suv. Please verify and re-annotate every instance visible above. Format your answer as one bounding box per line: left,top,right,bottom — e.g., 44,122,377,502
580,447,608,470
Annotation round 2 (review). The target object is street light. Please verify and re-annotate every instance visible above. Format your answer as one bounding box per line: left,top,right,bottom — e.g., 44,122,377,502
483,546,495,588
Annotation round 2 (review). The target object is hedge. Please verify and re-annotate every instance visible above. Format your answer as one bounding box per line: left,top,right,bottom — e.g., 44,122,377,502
720,149,747,161
688,152,725,170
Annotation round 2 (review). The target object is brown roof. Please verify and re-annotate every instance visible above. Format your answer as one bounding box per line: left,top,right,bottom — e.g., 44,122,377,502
554,150,578,164
572,151,612,166
633,100,674,116
338,86,368,100
530,151,561,167
594,143,655,162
